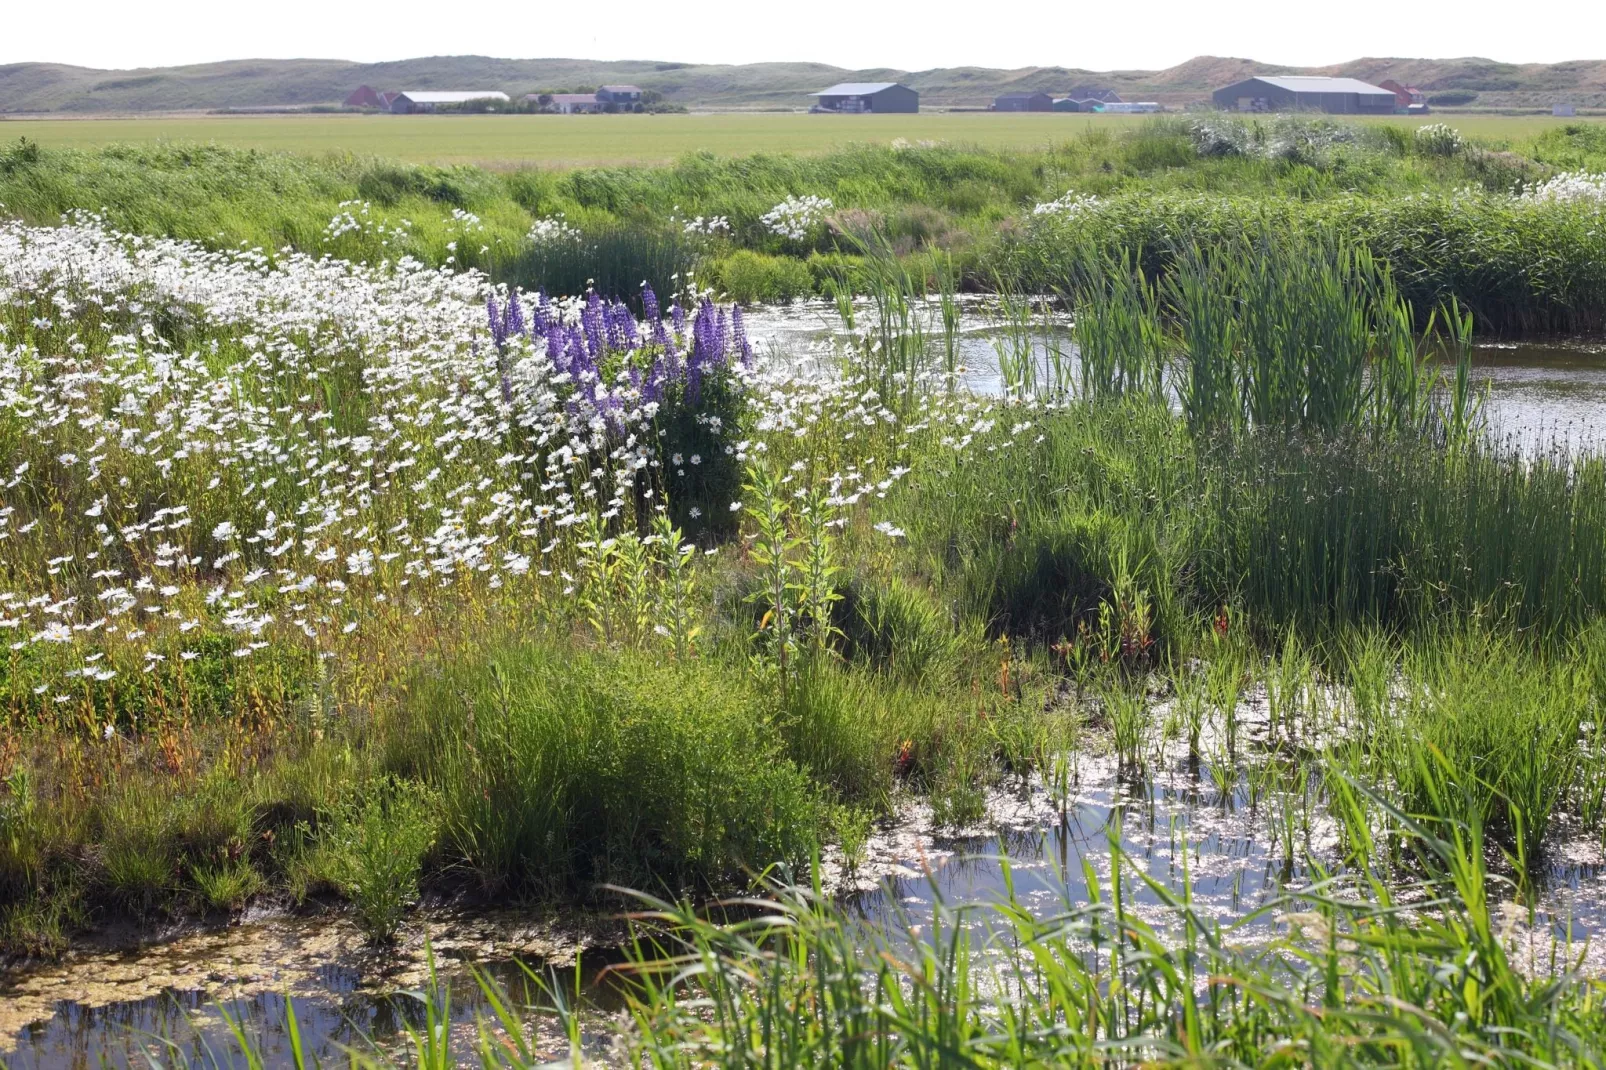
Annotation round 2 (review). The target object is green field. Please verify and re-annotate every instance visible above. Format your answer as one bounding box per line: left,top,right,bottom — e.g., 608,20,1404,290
4,111,1599,167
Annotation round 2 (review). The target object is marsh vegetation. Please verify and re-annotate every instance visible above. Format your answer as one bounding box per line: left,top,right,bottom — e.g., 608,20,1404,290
3,116,1606,1066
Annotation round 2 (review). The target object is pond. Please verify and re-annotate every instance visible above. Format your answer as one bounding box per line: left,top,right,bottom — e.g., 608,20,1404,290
743,298,1606,450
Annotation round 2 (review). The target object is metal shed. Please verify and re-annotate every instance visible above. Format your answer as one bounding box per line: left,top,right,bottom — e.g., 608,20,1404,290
1212,76,1397,115
810,82,919,114
389,91,510,114
995,92,1054,112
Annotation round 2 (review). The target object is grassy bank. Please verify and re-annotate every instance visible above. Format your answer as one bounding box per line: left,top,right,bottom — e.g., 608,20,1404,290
3,118,1605,329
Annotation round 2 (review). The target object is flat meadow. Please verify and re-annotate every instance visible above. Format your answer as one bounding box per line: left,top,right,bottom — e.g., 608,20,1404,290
1,110,1598,166
4,113,1606,1067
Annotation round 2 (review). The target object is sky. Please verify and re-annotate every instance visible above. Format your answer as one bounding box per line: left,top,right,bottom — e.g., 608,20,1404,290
4,0,1604,72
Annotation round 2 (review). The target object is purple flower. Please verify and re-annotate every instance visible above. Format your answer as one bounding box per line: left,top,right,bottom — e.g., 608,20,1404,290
545,318,564,365
618,303,640,350
531,290,551,335
582,292,605,358
487,294,507,351
642,284,661,325
604,301,626,352
503,293,526,341
732,305,752,365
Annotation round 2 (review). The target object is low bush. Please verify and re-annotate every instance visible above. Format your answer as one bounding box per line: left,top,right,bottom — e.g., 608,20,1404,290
707,250,815,304
320,776,438,942
386,642,822,897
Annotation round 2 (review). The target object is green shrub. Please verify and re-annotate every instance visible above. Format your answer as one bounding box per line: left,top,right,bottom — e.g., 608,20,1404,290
832,576,955,684
776,667,948,809
709,250,815,304
322,775,438,942
388,642,821,896
188,860,264,912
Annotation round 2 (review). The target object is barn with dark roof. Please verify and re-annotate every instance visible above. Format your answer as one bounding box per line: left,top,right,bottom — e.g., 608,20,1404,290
1213,76,1397,115
810,83,919,114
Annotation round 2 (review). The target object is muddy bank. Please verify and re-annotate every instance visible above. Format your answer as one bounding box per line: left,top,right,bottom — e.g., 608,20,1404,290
0,902,616,1055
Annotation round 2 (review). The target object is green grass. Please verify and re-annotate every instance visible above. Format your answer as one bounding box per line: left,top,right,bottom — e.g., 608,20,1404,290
0,113,1157,168
5,112,1600,167
6,118,1604,332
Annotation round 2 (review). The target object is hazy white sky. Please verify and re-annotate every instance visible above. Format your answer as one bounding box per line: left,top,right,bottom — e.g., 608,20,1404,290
4,0,1603,71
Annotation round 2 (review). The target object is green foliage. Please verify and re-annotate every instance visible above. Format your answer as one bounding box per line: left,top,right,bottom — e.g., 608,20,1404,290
506,223,697,301
321,775,438,942
655,368,745,542
707,250,815,304
832,576,955,684
1015,188,1606,334
388,641,821,896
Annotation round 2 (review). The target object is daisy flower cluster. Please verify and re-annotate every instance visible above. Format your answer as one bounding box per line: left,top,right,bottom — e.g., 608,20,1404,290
1524,172,1606,206
1030,191,1104,222
761,196,834,242
0,214,755,726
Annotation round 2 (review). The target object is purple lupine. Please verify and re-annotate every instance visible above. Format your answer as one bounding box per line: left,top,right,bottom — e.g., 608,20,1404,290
503,293,526,341
670,300,687,337
642,284,660,325
732,305,752,365
582,293,605,358
604,301,626,352
618,302,640,351
487,294,507,351
545,318,565,367
531,291,551,336
642,356,666,403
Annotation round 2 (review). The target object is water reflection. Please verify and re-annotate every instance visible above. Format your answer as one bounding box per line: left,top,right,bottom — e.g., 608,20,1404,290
2,957,614,1070
743,299,1606,449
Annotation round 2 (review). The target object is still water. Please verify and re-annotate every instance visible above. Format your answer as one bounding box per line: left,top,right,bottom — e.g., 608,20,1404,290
9,741,1606,1068
743,298,1606,450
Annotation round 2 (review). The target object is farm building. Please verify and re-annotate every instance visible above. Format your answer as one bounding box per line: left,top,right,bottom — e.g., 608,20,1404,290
1064,86,1122,104
1053,97,1102,112
532,93,605,114
1212,76,1396,115
1555,103,1578,117
994,92,1053,112
527,87,647,114
1101,102,1162,113
389,91,510,114
810,83,919,114
1379,79,1425,107
344,85,385,109
597,86,643,107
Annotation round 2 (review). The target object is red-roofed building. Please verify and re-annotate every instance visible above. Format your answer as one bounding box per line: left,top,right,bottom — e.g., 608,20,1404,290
1379,80,1425,107
344,85,385,109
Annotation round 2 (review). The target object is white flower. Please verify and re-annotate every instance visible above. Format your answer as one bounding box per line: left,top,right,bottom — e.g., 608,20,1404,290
528,215,580,244
211,521,237,541
1031,191,1103,221
762,195,832,241
1525,171,1606,205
